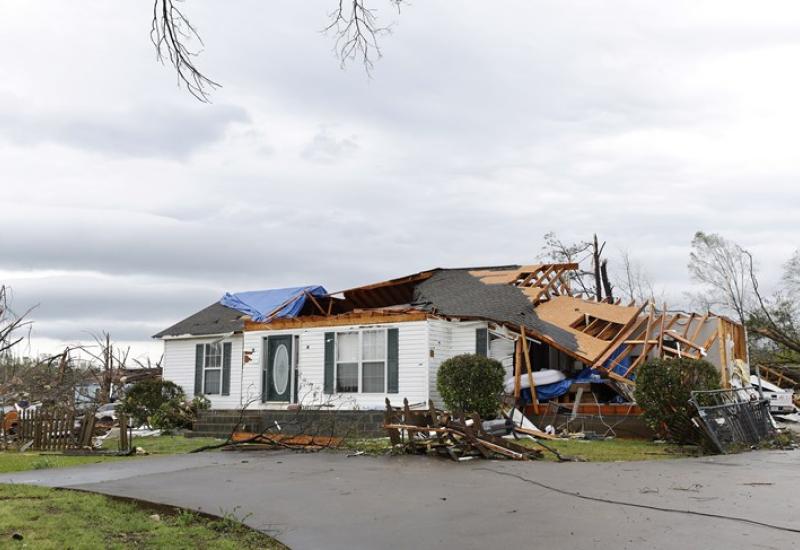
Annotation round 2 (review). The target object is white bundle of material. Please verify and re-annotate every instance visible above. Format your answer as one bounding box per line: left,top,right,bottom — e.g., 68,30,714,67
503,369,566,393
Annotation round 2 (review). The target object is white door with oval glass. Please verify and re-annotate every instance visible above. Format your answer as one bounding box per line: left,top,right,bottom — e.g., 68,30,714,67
263,335,293,402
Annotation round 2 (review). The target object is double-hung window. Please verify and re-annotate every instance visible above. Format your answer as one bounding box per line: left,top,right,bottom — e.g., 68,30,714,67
203,342,222,395
335,329,387,393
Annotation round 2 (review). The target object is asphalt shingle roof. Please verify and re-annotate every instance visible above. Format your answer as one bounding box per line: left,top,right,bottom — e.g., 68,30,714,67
412,268,580,355
152,302,245,338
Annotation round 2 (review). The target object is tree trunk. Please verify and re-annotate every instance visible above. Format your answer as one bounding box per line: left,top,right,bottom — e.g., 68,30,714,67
593,234,602,302
600,259,614,303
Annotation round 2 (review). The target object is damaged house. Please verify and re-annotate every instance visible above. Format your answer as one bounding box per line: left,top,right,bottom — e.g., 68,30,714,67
154,263,747,435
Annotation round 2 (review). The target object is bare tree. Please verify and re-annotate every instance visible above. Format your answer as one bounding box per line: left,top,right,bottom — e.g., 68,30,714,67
687,233,800,360
615,250,658,304
0,286,34,356
540,232,614,301
687,231,753,327
151,0,220,102
784,250,800,297
77,332,133,405
746,250,800,357
151,0,403,102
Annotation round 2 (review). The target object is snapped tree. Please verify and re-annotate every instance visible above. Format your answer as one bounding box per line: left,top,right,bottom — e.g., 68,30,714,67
688,231,800,364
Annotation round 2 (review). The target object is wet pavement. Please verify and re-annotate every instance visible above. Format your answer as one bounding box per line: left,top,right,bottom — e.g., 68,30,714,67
1,449,798,549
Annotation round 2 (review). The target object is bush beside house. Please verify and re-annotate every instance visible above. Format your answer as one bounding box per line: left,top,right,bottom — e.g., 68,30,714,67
118,380,209,430
634,357,720,446
436,354,505,418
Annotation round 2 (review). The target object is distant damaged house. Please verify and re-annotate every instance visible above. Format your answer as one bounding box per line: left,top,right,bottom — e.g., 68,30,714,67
153,263,746,417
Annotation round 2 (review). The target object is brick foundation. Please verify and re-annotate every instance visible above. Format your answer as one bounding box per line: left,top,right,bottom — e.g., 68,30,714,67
193,409,386,439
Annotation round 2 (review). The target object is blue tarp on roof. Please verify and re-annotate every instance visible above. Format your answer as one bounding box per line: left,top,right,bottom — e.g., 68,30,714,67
220,286,327,322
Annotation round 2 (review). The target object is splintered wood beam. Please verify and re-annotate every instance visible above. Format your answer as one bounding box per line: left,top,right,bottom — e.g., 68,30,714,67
657,303,668,355
688,313,709,345
590,303,648,370
608,371,636,385
664,330,705,351
327,297,334,316
539,269,564,300
520,325,539,415
530,266,556,288
623,306,658,378
582,316,604,334
597,321,622,340
700,330,718,355
682,312,696,338
557,272,573,296
663,346,700,360
305,291,328,316
519,271,536,287
514,337,522,400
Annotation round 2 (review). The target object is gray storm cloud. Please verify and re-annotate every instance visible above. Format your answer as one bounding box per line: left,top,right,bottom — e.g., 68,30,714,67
0,0,798,355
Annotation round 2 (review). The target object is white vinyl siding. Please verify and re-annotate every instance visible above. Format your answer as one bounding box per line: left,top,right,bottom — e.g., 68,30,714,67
161,335,243,409
160,319,509,412
427,319,489,408
241,321,429,410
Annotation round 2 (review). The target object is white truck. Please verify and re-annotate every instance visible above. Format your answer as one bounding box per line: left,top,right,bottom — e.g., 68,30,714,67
749,375,796,414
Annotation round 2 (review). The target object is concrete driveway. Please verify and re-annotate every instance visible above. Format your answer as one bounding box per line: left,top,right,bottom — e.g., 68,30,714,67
2,449,799,549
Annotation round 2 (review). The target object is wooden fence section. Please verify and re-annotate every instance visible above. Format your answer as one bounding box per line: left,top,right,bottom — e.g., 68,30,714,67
18,409,77,451
17,409,130,452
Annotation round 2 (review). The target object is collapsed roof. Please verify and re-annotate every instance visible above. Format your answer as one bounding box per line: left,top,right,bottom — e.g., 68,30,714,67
154,263,745,385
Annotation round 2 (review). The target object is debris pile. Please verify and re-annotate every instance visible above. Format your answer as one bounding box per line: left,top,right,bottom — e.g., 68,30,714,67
384,398,544,461
227,432,342,451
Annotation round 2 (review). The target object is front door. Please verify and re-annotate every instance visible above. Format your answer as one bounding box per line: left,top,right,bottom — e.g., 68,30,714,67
263,335,293,402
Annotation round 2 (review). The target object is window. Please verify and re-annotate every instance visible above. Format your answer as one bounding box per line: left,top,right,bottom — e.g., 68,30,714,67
336,332,359,392
203,342,222,395
335,329,387,393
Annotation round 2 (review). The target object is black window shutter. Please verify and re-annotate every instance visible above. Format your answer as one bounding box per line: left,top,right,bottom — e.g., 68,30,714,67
221,342,232,396
194,344,204,396
476,328,488,357
324,332,335,394
387,328,399,393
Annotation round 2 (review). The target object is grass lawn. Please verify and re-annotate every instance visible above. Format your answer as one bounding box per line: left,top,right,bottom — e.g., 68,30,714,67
0,483,285,549
0,435,225,474
102,434,224,455
524,437,697,462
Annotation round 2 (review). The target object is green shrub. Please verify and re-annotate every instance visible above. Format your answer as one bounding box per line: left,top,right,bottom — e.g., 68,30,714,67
436,354,505,418
634,358,721,445
149,394,210,431
118,380,188,429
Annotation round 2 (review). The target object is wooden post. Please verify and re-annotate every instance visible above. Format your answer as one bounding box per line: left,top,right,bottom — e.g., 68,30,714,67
513,338,522,400
119,414,128,453
657,303,667,356
520,325,539,415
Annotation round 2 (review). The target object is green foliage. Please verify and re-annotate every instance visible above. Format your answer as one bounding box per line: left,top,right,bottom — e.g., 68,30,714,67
149,394,209,431
634,358,720,445
30,457,55,470
118,380,194,429
436,354,505,418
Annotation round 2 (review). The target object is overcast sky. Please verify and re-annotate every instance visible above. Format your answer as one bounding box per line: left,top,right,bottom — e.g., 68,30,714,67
1,1,799,360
